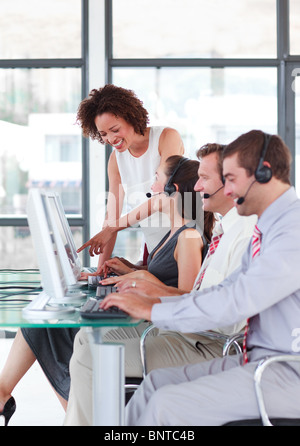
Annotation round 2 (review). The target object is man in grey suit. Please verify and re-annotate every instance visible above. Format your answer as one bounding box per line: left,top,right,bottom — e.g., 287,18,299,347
101,129,300,425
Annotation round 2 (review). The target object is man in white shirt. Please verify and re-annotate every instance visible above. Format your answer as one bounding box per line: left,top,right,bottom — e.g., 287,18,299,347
117,143,256,336
192,145,257,338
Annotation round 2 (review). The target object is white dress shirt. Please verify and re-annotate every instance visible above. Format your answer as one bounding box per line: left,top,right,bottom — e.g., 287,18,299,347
193,207,257,335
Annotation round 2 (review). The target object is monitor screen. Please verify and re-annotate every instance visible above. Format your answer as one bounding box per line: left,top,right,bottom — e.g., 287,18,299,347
46,193,82,284
23,189,79,319
26,188,69,301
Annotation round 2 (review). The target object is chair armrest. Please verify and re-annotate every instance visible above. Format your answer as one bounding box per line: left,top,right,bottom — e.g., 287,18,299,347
196,331,243,357
139,324,157,378
195,331,229,343
139,327,244,378
222,333,244,356
254,354,300,426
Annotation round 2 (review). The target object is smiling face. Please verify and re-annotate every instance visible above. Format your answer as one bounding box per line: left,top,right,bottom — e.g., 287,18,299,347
194,152,232,215
223,153,260,216
150,164,170,213
94,113,136,153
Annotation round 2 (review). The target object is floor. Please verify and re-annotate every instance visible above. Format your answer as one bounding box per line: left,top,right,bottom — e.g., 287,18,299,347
0,333,65,426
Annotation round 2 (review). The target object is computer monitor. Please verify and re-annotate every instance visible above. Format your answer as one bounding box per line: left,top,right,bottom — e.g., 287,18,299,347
45,191,82,285
44,191,98,288
23,189,81,319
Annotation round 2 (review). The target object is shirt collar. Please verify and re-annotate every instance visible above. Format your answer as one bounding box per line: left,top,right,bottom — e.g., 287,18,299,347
218,206,240,234
257,187,298,235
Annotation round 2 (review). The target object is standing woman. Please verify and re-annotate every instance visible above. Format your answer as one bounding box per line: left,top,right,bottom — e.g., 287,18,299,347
76,84,185,269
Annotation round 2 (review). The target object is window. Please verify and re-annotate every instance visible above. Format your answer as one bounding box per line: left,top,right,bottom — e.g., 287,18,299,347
112,0,276,59
108,0,299,192
0,0,89,267
0,226,84,269
45,135,81,163
113,67,277,158
0,68,82,215
105,0,300,260
2,0,300,269
0,0,81,59
290,0,300,55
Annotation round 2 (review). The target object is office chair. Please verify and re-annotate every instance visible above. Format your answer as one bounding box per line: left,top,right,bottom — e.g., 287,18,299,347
138,329,300,425
129,324,300,425
124,324,157,403
138,324,243,376
124,325,243,403
224,353,300,426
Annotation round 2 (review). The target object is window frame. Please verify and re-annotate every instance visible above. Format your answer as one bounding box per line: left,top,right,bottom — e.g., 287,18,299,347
106,0,299,187
1,0,300,269
0,0,90,266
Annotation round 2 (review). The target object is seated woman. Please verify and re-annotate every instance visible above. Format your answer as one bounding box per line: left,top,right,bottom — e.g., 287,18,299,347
99,158,214,289
0,156,212,425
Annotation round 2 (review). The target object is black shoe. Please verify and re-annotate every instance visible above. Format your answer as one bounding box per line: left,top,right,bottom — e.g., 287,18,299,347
0,397,16,426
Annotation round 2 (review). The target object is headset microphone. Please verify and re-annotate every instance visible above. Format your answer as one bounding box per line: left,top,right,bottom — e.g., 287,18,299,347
236,196,245,205
236,180,256,205
203,185,224,199
147,157,190,199
146,192,164,198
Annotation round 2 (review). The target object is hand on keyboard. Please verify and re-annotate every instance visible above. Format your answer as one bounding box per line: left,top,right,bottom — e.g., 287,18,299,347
88,273,117,288
80,298,128,319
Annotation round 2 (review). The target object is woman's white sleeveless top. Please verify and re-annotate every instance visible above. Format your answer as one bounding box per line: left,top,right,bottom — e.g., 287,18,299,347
115,126,170,252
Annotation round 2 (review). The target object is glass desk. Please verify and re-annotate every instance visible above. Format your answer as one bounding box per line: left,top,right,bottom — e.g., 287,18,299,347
0,272,141,426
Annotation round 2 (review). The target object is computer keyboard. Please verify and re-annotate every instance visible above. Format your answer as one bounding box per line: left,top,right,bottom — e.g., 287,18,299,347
80,297,128,319
88,273,117,288
96,285,117,299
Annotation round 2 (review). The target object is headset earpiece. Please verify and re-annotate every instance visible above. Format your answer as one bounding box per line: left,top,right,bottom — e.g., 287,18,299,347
164,157,189,196
255,133,272,184
255,163,272,183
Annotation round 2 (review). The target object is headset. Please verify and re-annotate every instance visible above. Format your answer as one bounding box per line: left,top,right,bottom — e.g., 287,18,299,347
236,132,273,205
254,132,273,183
164,157,189,196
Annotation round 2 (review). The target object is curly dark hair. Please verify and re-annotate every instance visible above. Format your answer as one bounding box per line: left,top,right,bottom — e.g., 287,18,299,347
76,84,149,144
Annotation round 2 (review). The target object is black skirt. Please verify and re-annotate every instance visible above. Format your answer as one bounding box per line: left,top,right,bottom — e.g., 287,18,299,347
21,327,79,400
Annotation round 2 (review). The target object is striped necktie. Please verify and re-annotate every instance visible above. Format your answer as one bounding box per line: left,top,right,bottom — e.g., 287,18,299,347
242,224,262,365
194,223,223,290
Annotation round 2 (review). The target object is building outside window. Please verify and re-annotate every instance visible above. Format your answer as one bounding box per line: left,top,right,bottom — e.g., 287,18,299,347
0,0,86,268
0,0,300,268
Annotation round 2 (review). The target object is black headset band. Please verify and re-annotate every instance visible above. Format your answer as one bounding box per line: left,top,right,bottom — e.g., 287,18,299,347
165,157,189,186
164,157,189,195
255,132,273,183
260,133,272,164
